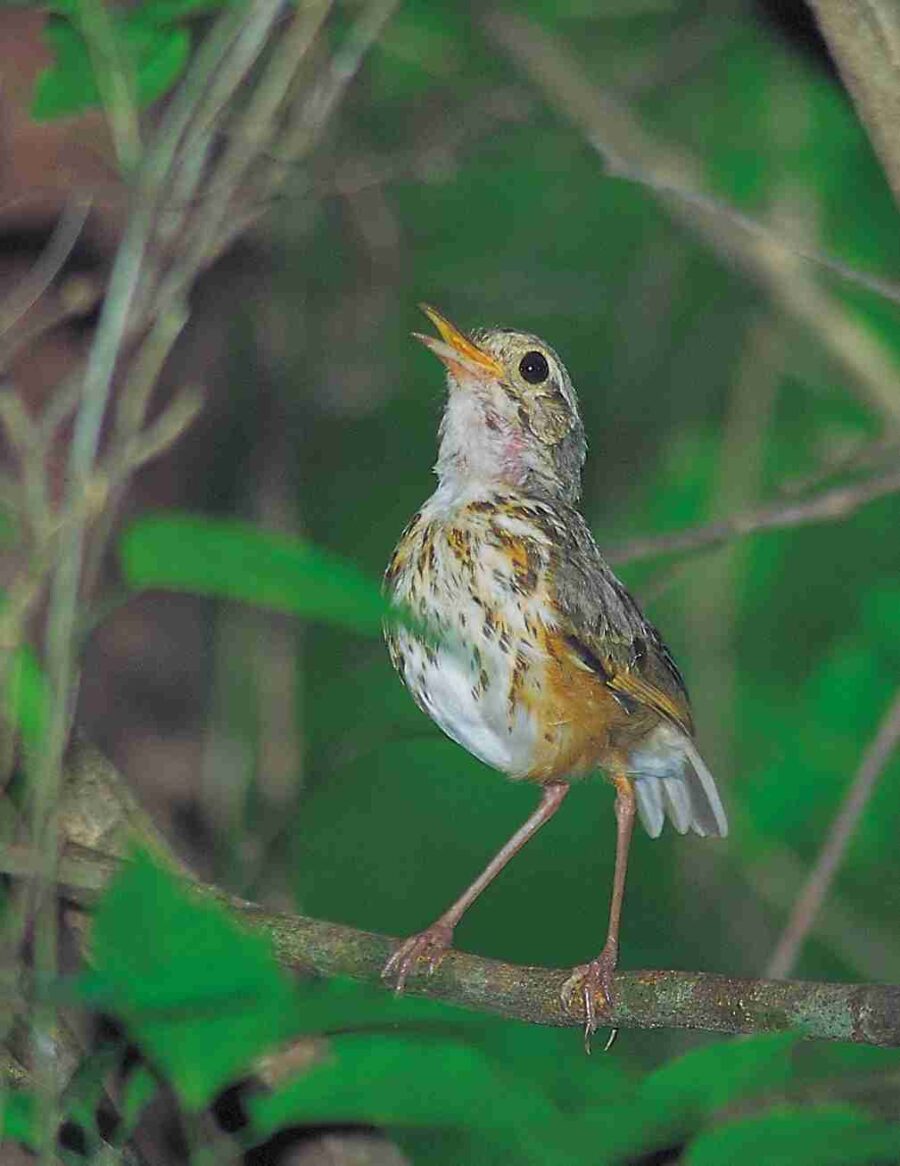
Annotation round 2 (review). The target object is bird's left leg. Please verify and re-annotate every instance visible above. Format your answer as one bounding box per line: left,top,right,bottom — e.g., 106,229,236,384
561,773,636,1048
382,780,569,993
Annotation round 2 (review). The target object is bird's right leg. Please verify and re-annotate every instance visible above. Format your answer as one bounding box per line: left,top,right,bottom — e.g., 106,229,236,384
382,780,569,992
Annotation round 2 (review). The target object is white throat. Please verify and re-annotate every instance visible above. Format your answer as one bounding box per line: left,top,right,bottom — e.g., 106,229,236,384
434,380,528,500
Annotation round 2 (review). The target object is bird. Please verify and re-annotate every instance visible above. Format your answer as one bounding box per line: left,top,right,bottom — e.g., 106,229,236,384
382,304,728,1043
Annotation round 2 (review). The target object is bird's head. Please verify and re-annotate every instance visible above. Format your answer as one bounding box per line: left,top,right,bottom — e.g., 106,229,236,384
415,304,586,504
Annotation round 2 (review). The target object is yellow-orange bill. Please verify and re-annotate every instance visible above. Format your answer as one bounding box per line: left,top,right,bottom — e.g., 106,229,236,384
414,303,504,378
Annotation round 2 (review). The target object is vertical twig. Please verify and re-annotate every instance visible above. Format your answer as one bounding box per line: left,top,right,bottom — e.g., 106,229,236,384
76,0,142,173
766,687,900,979
28,4,285,1157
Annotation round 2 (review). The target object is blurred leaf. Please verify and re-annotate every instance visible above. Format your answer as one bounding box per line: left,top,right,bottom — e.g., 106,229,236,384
129,0,233,22
44,0,228,19
4,644,51,759
32,17,97,120
120,1065,159,1139
639,1034,799,1120
561,1036,801,1166
370,5,471,100
90,847,296,1107
0,1092,37,1149
683,1104,900,1166
121,514,387,636
33,10,190,121
128,21,191,108
249,1032,567,1164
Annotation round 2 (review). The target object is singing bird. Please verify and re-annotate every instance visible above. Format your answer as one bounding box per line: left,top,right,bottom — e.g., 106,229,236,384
383,305,727,1040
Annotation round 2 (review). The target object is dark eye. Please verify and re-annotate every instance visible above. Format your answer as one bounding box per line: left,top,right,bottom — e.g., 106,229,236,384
518,350,549,384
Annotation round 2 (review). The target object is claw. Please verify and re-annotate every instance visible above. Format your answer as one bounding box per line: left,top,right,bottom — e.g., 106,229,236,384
560,941,618,1053
381,920,455,993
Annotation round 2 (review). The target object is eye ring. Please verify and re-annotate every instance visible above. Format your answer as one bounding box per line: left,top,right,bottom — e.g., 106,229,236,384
518,350,550,385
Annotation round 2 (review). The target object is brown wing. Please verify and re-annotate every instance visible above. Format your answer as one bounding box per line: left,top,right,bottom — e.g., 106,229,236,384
550,510,694,738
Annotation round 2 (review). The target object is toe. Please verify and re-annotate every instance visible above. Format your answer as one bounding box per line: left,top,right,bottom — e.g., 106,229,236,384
381,923,455,993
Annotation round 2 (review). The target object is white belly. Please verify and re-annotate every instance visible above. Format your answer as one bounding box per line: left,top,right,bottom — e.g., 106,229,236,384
386,490,556,779
390,626,539,775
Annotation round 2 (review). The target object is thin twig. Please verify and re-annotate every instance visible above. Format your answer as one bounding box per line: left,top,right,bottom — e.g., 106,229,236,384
0,6,401,1145
77,0,142,173
605,462,900,564
0,197,92,352
595,161,900,314
27,5,287,1155
766,687,900,980
486,10,900,428
0,276,104,374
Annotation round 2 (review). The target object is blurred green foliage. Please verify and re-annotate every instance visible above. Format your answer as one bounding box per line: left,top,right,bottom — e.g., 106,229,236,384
3,644,50,760
9,0,900,1162
121,513,388,635
33,0,199,120
7,848,899,1163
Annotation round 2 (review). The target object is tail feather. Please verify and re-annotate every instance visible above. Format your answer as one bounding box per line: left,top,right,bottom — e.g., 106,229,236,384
661,776,692,835
680,738,728,838
634,779,664,838
630,730,728,839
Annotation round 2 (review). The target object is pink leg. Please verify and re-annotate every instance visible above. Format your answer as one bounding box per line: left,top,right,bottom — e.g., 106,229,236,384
561,774,636,1049
383,781,569,992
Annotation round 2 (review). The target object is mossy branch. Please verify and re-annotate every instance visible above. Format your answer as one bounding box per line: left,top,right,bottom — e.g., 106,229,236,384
4,738,896,1049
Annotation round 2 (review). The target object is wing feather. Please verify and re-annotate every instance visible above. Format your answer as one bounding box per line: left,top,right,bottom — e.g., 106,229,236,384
550,509,693,735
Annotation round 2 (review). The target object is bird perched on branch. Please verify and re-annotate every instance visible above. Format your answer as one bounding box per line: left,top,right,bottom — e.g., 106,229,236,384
383,304,728,1043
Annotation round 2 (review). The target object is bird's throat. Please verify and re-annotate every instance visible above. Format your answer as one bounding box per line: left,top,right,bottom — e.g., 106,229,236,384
435,387,528,494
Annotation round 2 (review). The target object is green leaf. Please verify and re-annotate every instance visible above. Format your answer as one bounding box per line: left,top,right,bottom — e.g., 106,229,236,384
249,1032,565,1164
130,0,236,23
91,848,297,1107
120,1065,159,1139
33,17,100,120
684,1105,900,1166
569,1035,802,1165
4,644,51,758
128,22,190,109
32,11,189,122
120,514,387,636
0,506,15,547
0,1092,37,1150
639,1034,800,1121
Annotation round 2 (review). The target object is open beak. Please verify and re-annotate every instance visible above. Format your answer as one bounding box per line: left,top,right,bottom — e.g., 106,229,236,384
413,303,504,380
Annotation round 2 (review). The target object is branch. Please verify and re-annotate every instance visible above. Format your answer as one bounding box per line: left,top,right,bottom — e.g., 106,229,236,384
3,833,898,1047
605,462,900,564
809,1,900,212
237,909,900,1047
0,739,890,1048
766,686,900,979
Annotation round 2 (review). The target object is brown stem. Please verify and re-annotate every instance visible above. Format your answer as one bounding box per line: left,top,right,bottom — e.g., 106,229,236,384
605,463,900,564
766,687,900,980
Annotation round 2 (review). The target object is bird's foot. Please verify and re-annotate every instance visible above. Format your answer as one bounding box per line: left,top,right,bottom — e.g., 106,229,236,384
381,919,455,994
561,940,619,1053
